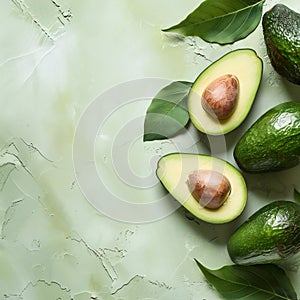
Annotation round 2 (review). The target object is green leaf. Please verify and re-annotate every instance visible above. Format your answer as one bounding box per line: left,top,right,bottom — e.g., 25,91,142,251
143,81,192,142
163,0,265,44
294,189,300,204
195,259,298,300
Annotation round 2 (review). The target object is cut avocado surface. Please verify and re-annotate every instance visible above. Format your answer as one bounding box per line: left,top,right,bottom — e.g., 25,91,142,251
156,153,247,224
188,48,263,135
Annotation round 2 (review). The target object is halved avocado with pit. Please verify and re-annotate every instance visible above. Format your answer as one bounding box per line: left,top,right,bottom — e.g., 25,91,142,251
188,48,263,135
156,153,247,224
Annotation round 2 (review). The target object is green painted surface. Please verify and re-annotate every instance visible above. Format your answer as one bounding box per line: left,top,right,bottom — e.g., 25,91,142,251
0,0,299,299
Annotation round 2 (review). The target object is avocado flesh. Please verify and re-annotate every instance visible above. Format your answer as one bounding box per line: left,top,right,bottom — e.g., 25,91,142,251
156,153,247,224
188,49,263,135
262,4,300,85
234,101,300,173
227,201,300,265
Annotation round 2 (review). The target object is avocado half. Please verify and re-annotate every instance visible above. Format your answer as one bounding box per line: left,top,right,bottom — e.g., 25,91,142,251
188,49,263,135
156,153,247,224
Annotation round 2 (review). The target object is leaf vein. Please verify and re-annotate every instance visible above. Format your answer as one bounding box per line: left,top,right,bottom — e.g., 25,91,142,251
174,0,264,30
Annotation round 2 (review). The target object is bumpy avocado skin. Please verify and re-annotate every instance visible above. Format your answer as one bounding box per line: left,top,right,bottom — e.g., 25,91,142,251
227,201,300,265
234,102,300,173
262,4,300,84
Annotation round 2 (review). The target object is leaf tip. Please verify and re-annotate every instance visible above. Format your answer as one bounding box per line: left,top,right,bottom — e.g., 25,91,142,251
193,258,204,269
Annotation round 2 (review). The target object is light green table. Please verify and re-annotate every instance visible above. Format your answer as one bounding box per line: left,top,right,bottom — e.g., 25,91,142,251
0,0,299,299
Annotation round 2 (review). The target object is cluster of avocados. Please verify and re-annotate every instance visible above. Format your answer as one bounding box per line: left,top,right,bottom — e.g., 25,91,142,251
156,4,300,265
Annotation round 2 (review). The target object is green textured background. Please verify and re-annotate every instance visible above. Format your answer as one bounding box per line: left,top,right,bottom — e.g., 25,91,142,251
0,0,299,299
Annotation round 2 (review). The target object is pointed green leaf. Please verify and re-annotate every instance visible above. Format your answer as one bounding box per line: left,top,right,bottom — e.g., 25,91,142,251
163,0,265,44
143,81,192,142
195,260,298,300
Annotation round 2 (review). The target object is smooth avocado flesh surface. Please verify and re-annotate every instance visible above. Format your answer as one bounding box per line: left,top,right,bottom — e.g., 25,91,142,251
188,48,262,135
156,153,247,224
228,201,300,265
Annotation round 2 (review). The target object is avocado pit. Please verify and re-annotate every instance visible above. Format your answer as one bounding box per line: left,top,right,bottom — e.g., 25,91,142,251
187,170,231,209
201,74,239,120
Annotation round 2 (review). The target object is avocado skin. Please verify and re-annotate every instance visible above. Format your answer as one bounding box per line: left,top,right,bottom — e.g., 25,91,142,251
234,102,300,173
227,201,300,265
262,4,300,85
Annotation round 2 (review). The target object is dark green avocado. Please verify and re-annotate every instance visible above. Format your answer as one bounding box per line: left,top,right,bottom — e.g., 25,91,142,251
234,101,300,173
227,201,300,265
262,4,300,84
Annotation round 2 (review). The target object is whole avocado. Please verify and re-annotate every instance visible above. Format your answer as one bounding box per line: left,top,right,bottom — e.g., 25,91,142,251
262,4,300,84
227,201,300,265
234,101,300,173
